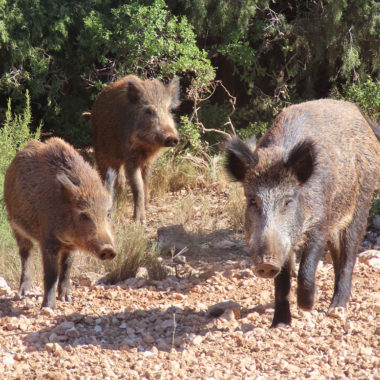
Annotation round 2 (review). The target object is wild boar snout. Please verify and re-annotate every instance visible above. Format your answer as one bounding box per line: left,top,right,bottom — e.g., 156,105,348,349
99,244,116,260
164,136,179,147
254,263,281,278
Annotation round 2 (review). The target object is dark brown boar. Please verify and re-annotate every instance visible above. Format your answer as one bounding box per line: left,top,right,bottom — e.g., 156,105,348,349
226,99,380,327
84,75,180,222
4,137,117,309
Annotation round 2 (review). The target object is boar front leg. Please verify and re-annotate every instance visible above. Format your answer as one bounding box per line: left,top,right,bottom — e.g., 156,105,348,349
141,163,152,208
15,233,34,296
125,163,146,222
272,262,292,327
297,233,326,311
41,238,61,309
58,251,74,302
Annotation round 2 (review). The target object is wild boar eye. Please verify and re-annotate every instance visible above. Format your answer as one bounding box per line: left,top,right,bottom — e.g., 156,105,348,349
145,107,155,116
107,210,112,220
79,212,92,223
284,198,294,207
249,198,259,208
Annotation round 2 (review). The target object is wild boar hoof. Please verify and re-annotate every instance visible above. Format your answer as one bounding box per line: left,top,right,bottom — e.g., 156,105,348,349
297,288,315,311
18,282,32,296
59,294,72,303
327,306,346,320
271,321,291,329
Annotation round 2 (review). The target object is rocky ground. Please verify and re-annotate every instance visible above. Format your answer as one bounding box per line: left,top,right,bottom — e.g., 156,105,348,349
0,189,379,379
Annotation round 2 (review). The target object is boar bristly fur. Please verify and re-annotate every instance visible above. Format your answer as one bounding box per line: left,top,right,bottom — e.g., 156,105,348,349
226,99,380,327
85,75,180,222
4,137,117,309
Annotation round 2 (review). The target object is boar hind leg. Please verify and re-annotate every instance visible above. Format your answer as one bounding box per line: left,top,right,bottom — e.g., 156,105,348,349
328,206,369,313
41,240,61,309
297,233,326,311
15,233,34,296
272,263,292,327
125,164,146,222
58,251,74,302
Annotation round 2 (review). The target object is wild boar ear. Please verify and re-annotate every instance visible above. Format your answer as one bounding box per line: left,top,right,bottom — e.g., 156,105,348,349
285,140,316,184
57,172,79,201
167,77,181,110
225,137,257,182
104,168,117,201
126,77,145,104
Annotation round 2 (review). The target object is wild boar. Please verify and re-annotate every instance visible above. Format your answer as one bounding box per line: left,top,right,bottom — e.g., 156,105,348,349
83,75,180,222
4,137,117,309
226,99,380,327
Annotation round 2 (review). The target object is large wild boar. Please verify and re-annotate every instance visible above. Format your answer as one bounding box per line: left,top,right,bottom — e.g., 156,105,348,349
226,99,380,327
4,137,117,309
83,75,180,222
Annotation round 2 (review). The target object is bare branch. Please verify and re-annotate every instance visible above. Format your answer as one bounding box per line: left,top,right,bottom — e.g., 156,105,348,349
188,80,237,138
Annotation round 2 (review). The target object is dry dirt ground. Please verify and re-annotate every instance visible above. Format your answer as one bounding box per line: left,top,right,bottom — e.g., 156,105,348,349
0,189,379,380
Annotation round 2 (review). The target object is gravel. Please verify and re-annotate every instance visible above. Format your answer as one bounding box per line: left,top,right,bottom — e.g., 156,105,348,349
0,249,379,379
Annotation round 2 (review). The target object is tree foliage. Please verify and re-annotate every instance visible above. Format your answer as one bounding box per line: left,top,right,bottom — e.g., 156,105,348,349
0,0,378,147
0,0,214,145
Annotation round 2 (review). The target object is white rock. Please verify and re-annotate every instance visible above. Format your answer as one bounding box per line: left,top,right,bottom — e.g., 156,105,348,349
136,266,149,279
192,335,203,345
0,277,11,295
359,250,380,266
58,321,75,330
3,353,15,367
94,325,103,333
41,307,55,316
66,327,79,338
208,300,241,318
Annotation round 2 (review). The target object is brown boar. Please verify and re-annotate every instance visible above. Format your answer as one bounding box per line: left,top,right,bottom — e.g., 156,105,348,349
226,99,380,327
84,75,180,222
4,137,117,309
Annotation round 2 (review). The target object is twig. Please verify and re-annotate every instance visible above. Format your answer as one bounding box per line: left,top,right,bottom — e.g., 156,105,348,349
171,312,177,350
188,80,237,138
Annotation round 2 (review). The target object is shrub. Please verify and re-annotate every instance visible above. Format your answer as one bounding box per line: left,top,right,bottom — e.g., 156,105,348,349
0,91,41,286
0,0,215,146
332,77,380,122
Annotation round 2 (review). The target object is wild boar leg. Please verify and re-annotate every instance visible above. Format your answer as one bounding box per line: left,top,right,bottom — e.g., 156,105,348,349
141,163,152,207
329,206,369,312
297,235,326,311
125,163,145,222
272,264,292,327
41,240,61,309
58,251,74,302
16,233,34,296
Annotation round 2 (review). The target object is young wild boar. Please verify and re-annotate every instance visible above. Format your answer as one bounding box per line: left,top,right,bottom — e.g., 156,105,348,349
4,137,117,309
83,75,180,222
226,99,380,327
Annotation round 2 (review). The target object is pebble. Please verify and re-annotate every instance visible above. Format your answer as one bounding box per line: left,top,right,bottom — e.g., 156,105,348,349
0,277,11,295
3,353,15,367
41,307,55,316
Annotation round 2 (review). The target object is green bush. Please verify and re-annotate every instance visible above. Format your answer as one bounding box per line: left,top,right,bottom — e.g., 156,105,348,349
0,91,41,286
332,77,380,121
0,0,215,146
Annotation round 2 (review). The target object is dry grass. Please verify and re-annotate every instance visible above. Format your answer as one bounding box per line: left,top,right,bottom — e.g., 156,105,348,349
225,183,245,231
150,153,225,199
